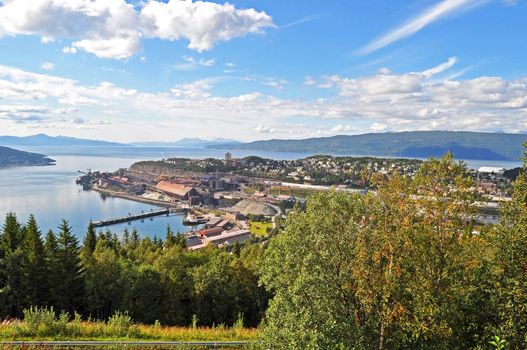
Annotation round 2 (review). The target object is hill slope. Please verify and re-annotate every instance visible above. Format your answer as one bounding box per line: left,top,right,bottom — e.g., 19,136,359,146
230,131,527,161
0,146,55,167
0,134,126,147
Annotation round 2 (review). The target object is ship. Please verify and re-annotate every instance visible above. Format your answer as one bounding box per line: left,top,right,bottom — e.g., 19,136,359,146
183,213,207,226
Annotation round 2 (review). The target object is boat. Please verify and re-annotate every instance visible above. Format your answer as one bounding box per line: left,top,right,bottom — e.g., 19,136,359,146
183,213,207,226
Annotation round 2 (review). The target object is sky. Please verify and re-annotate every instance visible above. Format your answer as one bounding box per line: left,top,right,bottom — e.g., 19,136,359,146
0,0,526,142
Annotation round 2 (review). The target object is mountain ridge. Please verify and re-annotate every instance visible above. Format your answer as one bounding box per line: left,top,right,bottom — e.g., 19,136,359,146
0,134,126,147
222,131,527,161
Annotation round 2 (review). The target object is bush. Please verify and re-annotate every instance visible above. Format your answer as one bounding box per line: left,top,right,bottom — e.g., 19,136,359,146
18,306,69,337
106,311,134,338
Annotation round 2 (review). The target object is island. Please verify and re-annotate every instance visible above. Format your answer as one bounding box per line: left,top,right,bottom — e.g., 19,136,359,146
0,146,55,167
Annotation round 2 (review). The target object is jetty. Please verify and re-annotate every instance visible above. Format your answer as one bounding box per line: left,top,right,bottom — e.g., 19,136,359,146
92,208,170,228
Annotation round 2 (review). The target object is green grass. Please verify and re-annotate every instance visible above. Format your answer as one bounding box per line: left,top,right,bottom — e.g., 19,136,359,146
270,186,323,198
0,308,258,343
0,321,258,342
249,221,273,237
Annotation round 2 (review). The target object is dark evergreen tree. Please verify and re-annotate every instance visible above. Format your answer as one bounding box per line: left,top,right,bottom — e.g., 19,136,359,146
22,215,46,308
81,222,97,259
0,213,25,317
55,220,84,313
44,229,61,308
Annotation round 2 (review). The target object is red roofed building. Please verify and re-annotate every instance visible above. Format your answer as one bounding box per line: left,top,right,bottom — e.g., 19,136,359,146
199,227,224,237
156,180,200,201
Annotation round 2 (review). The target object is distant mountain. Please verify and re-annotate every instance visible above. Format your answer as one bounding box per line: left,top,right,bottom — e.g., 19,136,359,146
0,146,55,167
229,131,527,161
131,138,241,147
0,134,126,147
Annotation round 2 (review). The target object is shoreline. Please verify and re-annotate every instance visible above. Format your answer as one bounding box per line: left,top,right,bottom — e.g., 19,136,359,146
91,186,181,208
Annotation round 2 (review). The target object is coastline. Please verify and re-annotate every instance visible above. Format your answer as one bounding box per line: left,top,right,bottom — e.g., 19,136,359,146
91,186,180,208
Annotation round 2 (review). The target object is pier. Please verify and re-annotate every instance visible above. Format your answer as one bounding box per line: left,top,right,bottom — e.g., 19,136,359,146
92,208,171,228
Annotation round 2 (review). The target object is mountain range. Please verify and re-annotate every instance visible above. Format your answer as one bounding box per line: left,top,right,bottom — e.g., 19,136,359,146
0,146,55,167
0,134,125,147
2,131,526,162
130,138,241,147
223,131,527,161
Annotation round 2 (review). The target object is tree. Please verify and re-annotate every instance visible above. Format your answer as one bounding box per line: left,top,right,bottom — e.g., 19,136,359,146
491,143,527,348
22,215,47,308
260,154,484,349
81,222,97,262
0,213,25,317
54,220,84,313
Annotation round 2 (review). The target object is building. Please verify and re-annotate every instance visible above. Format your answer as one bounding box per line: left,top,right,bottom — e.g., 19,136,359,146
205,229,251,246
216,219,231,229
156,180,200,201
204,217,222,229
199,227,224,237
478,166,506,175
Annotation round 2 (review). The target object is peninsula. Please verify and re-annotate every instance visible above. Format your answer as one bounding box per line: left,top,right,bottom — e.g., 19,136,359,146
0,146,55,167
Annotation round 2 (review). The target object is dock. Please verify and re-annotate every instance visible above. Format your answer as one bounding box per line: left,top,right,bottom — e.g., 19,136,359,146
92,208,170,228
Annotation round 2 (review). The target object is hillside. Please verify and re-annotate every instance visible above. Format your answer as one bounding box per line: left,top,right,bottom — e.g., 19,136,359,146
0,146,55,167
0,134,126,147
229,131,527,161
131,137,241,147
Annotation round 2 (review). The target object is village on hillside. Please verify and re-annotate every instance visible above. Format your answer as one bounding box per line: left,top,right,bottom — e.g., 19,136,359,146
76,153,519,250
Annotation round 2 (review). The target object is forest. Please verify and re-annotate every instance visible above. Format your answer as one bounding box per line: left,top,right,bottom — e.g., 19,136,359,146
1,151,527,349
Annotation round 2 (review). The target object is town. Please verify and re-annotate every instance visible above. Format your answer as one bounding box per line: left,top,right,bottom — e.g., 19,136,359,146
75,153,519,250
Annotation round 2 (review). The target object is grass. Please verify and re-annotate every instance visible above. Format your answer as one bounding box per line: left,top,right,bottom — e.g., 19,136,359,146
0,322,258,342
249,221,273,238
0,308,258,344
270,186,323,198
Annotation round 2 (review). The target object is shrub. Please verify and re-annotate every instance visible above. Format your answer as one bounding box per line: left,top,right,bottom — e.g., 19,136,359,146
18,306,69,337
106,311,134,338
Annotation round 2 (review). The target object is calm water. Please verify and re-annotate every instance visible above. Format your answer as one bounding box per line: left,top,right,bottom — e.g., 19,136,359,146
0,146,521,238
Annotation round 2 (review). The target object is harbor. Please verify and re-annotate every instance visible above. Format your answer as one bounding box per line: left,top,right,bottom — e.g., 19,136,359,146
91,208,171,228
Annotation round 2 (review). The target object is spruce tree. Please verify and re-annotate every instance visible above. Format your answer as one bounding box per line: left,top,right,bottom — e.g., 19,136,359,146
55,220,84,314
81,222,97,263
44,229,60,308
0,213,25,317
22,215,46,308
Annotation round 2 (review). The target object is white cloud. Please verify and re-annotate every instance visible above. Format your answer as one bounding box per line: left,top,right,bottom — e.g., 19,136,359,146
41,62,54,70
331,124,360,133
174,55,216,70
262,78,288,90
0,60,526,141
62,46,77,54
141,0,275,52
0,0,274,59
72,32,141,60
304,76,317,86
360,0,486,54
254,124,276,133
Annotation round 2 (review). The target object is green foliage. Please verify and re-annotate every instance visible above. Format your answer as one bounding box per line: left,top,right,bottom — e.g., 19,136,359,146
106,311,134,338
259,154,495,349
17,306,69,337
489,336,506,350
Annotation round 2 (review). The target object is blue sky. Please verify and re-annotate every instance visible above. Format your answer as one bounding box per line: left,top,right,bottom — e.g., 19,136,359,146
0,0,526,142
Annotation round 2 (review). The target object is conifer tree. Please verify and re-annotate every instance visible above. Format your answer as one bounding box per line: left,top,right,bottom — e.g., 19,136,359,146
55,220,84,313
44,229,60,308
0,213,25,317
22,215,46,308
